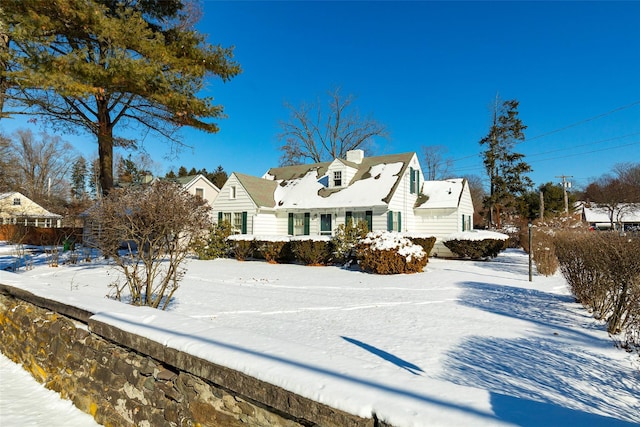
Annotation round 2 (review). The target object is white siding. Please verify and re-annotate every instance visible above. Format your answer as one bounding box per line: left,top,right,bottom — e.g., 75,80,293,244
210,174,258,231
184,175,220,205
413,180,475,257
414,208,459,257
386,154,422,233
252,213,278,235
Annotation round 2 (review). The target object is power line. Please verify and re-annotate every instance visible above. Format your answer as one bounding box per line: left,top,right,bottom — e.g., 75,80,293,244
451,140,640,175
448,100,640,165
526,100,640,142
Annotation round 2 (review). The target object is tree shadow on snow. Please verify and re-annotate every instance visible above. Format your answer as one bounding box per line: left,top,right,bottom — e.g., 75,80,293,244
490,392,639,427
341,336,424,375
441,281,640,425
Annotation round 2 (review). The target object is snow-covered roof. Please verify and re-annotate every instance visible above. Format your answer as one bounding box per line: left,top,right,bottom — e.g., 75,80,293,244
246,152,416,209
582,203,640,223
416,179,465,209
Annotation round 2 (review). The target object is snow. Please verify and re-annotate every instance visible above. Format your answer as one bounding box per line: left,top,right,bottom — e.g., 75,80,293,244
361,231,426,261
274,162,404,208
444,230,510,241
417,179,465,209
1,243,639,427
0,353,102,426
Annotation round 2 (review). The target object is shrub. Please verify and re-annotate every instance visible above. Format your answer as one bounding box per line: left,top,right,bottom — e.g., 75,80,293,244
227,235,254,261
332,221,369,264
443,231,508,259
87,181,212,309
254,237,290,263
290,237,333,265
193,221,232,260
405,235,436,258
520,216,586,276
357,231,427,274
555,232,640,344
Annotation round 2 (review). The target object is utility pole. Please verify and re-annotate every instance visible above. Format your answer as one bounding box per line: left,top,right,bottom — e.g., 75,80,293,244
556,175,573,215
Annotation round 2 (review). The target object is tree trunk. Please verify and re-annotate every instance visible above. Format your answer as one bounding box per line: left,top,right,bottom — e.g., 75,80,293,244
96,100,114,195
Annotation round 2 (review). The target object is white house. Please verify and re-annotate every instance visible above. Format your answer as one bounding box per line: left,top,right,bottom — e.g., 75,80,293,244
580,202,640,231
0,192,62,228
161,174,220,207
210,150,475,256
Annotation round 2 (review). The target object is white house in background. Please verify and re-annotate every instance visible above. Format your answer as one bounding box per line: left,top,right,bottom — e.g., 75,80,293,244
210,150,475,256
161,174,220,206
0,192,62,228
579,202,640,231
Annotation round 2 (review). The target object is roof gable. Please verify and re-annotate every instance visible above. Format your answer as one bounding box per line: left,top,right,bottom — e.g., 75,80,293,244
234,173,278,208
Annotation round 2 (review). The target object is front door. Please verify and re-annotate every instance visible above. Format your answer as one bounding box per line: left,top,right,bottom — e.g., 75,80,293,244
320,214,332,235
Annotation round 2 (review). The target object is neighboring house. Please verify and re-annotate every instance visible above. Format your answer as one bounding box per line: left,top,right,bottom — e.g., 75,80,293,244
83,174,220,247
211,150,474,256
157,174,220,207
0,192,62,228
579,202,640,231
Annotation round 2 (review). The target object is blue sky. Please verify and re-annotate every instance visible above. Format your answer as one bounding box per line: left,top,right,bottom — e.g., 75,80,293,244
3,1,639,190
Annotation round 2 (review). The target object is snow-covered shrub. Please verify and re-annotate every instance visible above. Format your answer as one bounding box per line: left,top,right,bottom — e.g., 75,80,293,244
404,234,436,257
193,221,232,260
290,236,333,265
357,231,427,274
443,230,508,259
332,221,369,264
227,234,254,261
254,236,290,263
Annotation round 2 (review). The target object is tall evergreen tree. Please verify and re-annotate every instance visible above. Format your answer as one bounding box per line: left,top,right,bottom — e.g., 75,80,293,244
71,156,88,200
479,97,532,228
1,0,240,195
210,165,228,189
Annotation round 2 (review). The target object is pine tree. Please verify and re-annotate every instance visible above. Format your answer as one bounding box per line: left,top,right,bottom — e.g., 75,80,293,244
71,156,88,200
1,0,240,194
480,97,532,228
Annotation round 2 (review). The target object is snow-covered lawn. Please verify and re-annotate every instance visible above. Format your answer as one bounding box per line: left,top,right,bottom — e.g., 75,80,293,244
0,245,638,426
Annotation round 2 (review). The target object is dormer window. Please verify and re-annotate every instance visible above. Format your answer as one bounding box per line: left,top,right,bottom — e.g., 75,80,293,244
333,171,342,187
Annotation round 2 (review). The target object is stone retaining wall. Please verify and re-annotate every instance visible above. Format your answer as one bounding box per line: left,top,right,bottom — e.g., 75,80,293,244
0,285,383,427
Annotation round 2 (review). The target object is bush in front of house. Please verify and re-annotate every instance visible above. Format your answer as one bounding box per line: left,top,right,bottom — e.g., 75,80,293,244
443,230,509,260
404,234,436,259
332,221,370,264
254,237,290,263
227,234,254,261
290,236,333,265
357,231,427,274
193,221,233,260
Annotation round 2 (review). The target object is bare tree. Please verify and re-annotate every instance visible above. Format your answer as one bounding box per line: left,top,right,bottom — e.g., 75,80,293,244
464,174,486,227
422,145,454,180
8,129,75,205
613,162,640,200
278,87,387,165
87,181,212,309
